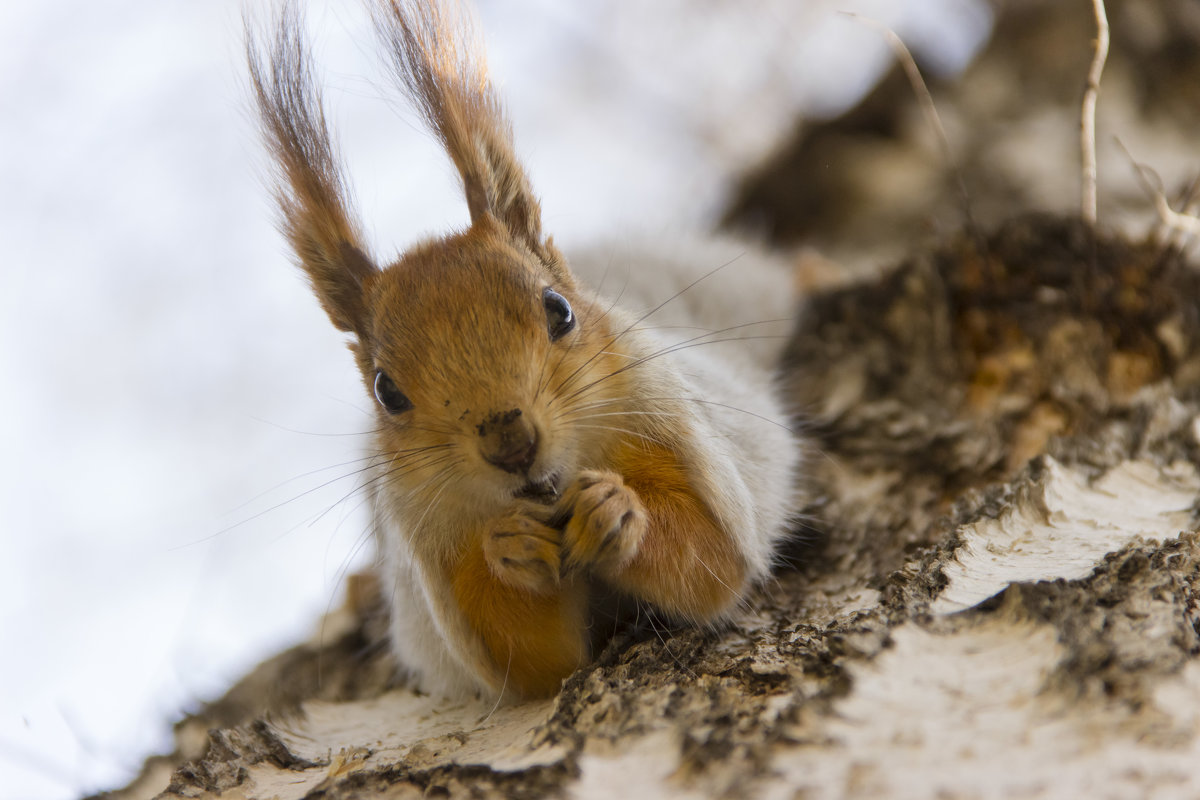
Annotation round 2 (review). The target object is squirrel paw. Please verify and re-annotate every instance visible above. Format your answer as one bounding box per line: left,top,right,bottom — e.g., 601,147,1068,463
560,470,646,576
483,504,562,593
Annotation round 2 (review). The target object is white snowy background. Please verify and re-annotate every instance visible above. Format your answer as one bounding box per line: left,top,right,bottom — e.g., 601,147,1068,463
0,2,988,796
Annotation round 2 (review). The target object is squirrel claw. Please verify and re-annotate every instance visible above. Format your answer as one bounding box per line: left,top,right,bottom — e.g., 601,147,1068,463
560,470,646,576
483,506,563,594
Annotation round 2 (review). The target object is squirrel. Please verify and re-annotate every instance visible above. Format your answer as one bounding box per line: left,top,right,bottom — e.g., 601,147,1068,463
247,0,802,700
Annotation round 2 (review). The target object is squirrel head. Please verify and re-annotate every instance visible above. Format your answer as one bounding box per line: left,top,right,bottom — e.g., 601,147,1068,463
356,218,623,510
249,2,629,514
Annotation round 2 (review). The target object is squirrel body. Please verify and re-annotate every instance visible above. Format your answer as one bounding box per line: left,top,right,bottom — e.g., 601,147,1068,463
249,1,801,700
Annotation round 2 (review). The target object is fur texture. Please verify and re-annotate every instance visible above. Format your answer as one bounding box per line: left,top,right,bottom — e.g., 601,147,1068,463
248,0,801,700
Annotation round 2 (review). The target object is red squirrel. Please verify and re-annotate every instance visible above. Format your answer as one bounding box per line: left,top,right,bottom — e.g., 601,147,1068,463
248,0,801,699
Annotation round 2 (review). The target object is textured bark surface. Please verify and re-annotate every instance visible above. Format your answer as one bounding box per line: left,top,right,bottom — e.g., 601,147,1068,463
101,1,1200,798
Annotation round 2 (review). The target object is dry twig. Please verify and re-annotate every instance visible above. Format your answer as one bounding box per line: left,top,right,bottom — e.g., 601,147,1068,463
1116,139,1200,250
1081,0,1110,226
843,12,975,236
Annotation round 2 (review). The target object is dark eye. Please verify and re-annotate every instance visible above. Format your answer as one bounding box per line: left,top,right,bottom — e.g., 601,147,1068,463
543,288,575,341
373,369,412,414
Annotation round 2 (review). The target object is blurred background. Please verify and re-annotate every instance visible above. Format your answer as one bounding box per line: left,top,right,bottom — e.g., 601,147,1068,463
0,1,990,796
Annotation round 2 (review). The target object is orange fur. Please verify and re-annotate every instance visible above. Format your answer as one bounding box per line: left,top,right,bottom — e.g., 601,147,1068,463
449,536,589,697
610,439,746,621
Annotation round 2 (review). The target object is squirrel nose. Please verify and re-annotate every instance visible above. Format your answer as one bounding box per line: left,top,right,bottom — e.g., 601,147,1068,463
477,408,538,474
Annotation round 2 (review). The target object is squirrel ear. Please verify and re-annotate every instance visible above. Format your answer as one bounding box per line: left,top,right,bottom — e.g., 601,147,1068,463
247,4,377,335
373,0,546,258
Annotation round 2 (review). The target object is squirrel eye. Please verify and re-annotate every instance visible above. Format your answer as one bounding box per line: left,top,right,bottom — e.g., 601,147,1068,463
543,288,575,341
373,370,412,414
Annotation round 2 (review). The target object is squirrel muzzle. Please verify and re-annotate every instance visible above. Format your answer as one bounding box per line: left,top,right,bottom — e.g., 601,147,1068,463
477,408,538,475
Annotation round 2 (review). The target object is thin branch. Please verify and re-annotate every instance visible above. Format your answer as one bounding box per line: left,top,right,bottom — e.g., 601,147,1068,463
1177,179,1200,249
1081,0,1110,226
1116,138,1200,249
843,12,976,238
1156,197,1200,239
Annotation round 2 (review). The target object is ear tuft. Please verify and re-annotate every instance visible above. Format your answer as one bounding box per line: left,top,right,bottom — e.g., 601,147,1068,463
247,3,377,334
372,0,547,258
